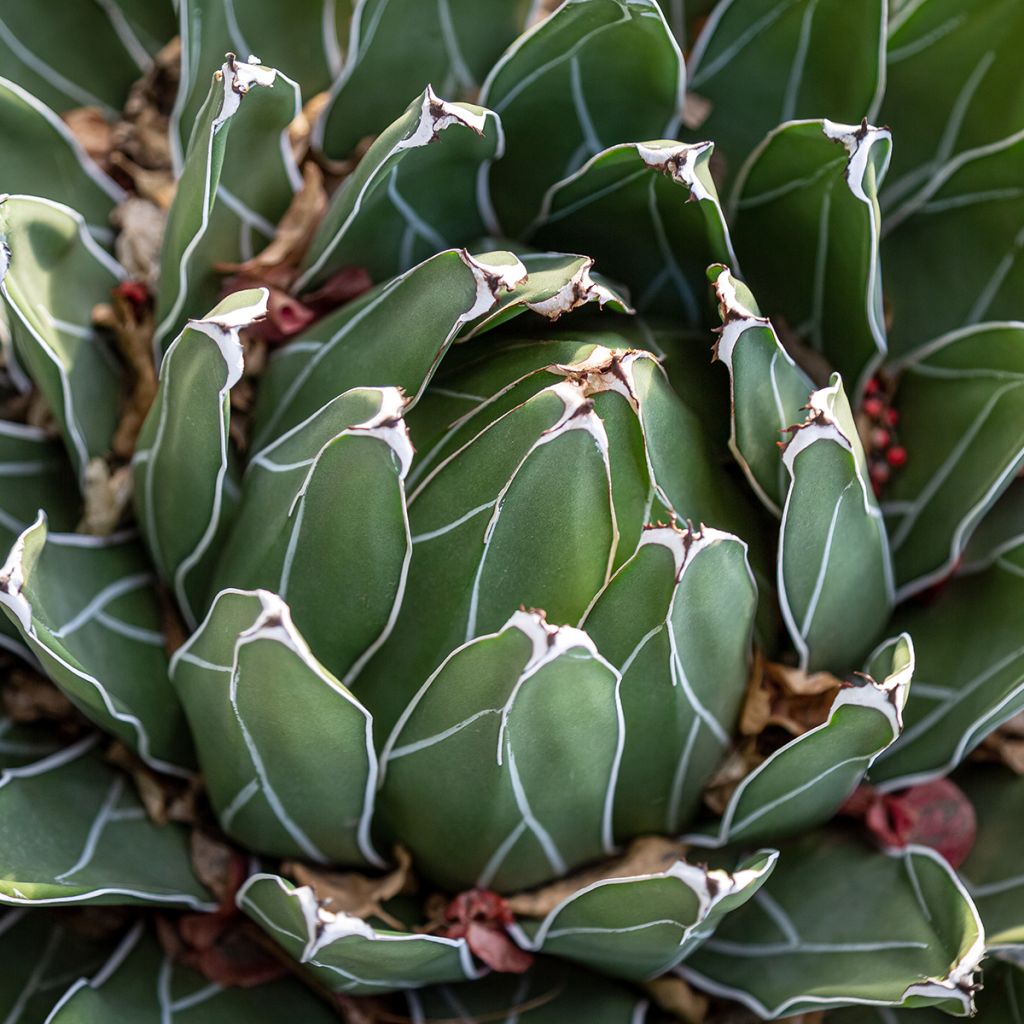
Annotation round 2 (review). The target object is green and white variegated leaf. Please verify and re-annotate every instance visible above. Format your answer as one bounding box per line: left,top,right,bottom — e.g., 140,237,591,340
880,0,1024,213
213,387,411,684
508,850,777,980
681,832,985,1017
480,0,685,237
400,961,654,1024
154,55,300,359
883,131,1024,360
0,77,123,245
527,140,736,324
869,542,1024,791
956,765,1024,954
298,88,503,291
731,119,891,397
686,0,885,181
237,873,483,994
46,922,339,1023
709,265,814,514
315,0,531,159
379,610,623,893
0,908,122,1022
883,323,1024,597
171,0,348,167
171,589,382,867
251,249,527,450
778,375,894,673
133,289,268,630
0,516,193,773
0,736,211,909
962,476,1024,574
0,195,125,485
689,635,914,849
0,0,168,117
581,524,757,839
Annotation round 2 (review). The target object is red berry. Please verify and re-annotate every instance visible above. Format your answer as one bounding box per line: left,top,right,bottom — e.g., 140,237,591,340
884,408,900,426
887,446,907,468
871,428,891,450
863,397,884,419
865,377,880,395
870,462,890,485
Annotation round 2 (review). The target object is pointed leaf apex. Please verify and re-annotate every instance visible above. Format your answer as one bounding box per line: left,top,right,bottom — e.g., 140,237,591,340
407,86,490,148
504,608,601,671
781,375,854,469
639,521,746,580
524,256,632,319
214,55,278,127
821,119,893,202
0,512,45,632
458,251,529,321
636,140,715,200
185,288,269,387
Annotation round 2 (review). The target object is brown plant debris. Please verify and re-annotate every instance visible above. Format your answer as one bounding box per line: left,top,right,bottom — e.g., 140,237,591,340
77,458,133,536
61,106,115,169
972,711,1024,774
1,666,75,724
111,198,167,287
105,742,200,826
739,651,843,739
644,976,709,1024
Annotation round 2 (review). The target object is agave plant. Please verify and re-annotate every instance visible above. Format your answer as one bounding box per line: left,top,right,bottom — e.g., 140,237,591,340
0,0,1022,1020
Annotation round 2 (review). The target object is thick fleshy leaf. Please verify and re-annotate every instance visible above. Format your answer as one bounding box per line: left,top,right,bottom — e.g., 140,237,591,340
133,289,268,629
237,873,483,994
528,140,736,324
0,77,123,244
0,516,193,772
0,717,61,770
708,265,814,514
880,0,1024,212
582,524,757,839
398,961,654,1023
0,0,163,116
480,0,684,237
956,765,1024,953
0,195,124,484
686,0,884,180
170,0,347,165
731,119,891,397
0,908,122,1022
297,88,503,291
689,634,914,848
154,55,300,358
213,387,412,683
681,832,984,1017
379,610,623,893
962,476,1024,573
883,131,1024,359
882,323,1024,597
46,923,337,1022
0,737,211,908
171,589,382,867
316,0,531,159
778,375,894,673
508,850,777,979
870,542,1024,790
251,249,527,451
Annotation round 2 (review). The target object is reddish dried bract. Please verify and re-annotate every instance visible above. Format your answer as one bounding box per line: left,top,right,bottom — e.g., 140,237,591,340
441,889,534,974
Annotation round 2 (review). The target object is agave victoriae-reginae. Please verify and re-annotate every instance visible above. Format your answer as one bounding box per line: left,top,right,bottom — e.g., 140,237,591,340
0,0,1022,1020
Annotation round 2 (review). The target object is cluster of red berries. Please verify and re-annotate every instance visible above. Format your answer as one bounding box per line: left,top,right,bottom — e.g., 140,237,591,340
862,377,906,496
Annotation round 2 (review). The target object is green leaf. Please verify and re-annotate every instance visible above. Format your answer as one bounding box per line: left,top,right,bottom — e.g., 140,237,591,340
778,375,894,673
251,249,527,451
237,873,483,994
708,265,814,514
0,717,61,770
962,477,1024,574
171,0,347,165
731,119,891,397
379,610,623,893
883,130,1024,359
689,634,913,848
0,516,193,773
0,76,124,245
880,0,1024,212
581,524,757,839
480,0,684,237
0,737,211,908
154,55,300,357
869,542,1024,790
0,195,124,485
298,88,504,291
46,922,339,1022
0,1,164,117
133,289,269,630
213,387,412,683
316,0,531,159
956,765,1024,953
682,832,984,1017
527,140,736,324
882,323,1024,597
686,0,885,181
509,849,777,979
171,589,382,867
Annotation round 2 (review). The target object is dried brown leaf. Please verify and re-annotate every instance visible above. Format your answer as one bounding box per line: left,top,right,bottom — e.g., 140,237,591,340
61,106,114,167
702,740,764,816
643,976,709,1024
112,198,166,286
77,458,133,535
973,712,1024,774
190,829,246,905
105,741,199,826
739,650,842,738
1,667,77,723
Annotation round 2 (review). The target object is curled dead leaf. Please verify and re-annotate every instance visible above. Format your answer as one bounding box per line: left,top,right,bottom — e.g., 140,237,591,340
1,667,77,724
61,106,114,168
703,740,764,816
77,458,133,536
740,650,842,739
972,711,1024,774
643,976,709,1024
112,198,167,287
105,741,199,827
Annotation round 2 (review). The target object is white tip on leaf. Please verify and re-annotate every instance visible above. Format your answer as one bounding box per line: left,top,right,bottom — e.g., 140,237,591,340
186,288,269,389
348,387,415,479
781,376,853,472
0,512,44,633
505,608,600,673
398,86,490,153
525,258,630,320
458,251,529,322
638,522,743,581
214,55,278,128
821,120,893,204
636,141,715,201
